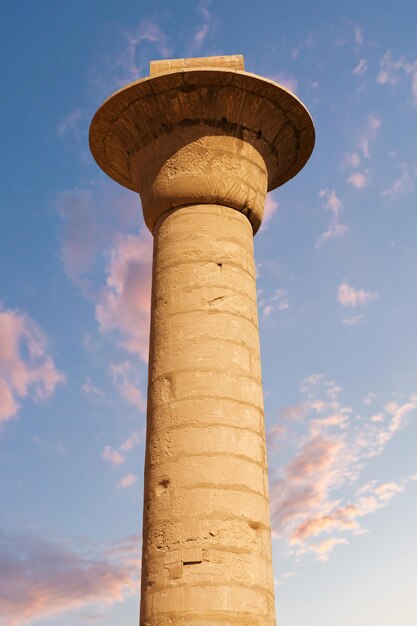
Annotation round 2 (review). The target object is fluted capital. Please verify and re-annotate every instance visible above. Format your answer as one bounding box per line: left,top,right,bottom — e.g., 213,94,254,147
89,56,314,233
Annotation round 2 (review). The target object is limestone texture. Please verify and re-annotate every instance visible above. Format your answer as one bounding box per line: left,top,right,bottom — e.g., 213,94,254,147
89,54,314,625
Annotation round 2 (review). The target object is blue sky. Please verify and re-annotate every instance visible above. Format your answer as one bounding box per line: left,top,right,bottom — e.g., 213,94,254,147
1,1,417,624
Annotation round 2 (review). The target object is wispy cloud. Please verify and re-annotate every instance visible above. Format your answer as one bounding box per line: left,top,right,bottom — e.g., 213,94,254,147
342,314,364,326
57,108,84,140
110,361,146,410
353,59,368,76
102,446,126,466
316,189,348,247
96,232,152,363
270,375,417,560
268,376,417,561
292,32,314,59
347,171,368,189
260,193,279,230
260,288,289,319
102,431,142,467
270,72,298,93
117,474,138,489
90,18,171,95
0,530,138,626
337,281,378,307
191,1,213,51
357,115,381,159
377,50,417,105
0,306,64,424
381,163,413,199
55,183,138,292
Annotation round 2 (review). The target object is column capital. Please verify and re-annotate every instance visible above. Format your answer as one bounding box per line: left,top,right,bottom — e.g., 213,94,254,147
89,55,314,233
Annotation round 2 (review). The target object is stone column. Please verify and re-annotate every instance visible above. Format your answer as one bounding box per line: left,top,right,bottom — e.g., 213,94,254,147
90,55,314,626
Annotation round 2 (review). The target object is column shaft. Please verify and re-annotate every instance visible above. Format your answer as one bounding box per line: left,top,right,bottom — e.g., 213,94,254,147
140,204,276,625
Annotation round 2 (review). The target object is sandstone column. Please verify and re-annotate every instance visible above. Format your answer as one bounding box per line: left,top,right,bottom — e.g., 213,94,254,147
90,55,314,625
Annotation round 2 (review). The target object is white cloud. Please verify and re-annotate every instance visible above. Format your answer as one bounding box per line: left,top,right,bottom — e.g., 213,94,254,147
358,116,381,159
338,281,378,307
316,189,348,247
378,50,417,105
342,314,364,326
191,1,213,51
381,164,413,199
353,59,368,76
260,193,279,231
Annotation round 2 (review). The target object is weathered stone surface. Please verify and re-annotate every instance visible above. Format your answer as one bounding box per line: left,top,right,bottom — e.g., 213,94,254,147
89,54,315,626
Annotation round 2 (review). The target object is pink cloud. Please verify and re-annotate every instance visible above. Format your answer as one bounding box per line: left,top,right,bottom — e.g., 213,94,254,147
262,193,279,226
0,530,138,626
102,446,126,466
0,307,64,423
347,171,368,188
337,281,378,307
268,375,417,562
96,232,152,363
117,473,138,489
55,183,138,290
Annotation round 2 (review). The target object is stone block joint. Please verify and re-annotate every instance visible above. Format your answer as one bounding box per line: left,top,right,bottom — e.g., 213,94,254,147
89,54,314,625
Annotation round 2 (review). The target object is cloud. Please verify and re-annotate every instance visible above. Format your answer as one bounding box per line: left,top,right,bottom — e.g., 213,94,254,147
291,32,314,59
0,530,138,626
0,307,65,423
102,446,126,466
268,375,417,562
357,115,381,159
57,108,84,140
119,431,142,452
337,281,378,307
316,189,348,247
354,26,364,45
381,164,413,199
297,537,348,561
81,377,105,399
96,232,152,362
192,1,213,51
117,474,138,489
110,361,146,410
343,152,361,168
342,314,364,326
353,59,368,76
90,18,170,95
102,431,142,467
347,171,368,189
271,72,298,93
377,50,417,104
261,288,289,319
55,183,138,291
262,193,279,226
